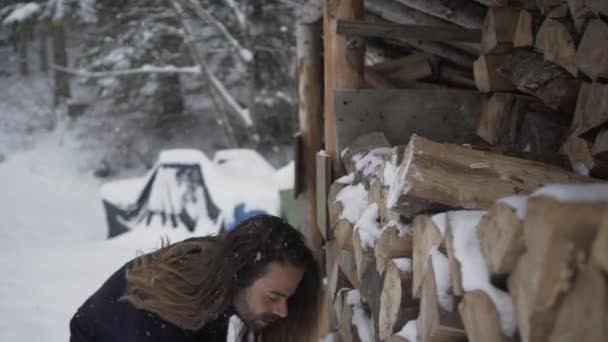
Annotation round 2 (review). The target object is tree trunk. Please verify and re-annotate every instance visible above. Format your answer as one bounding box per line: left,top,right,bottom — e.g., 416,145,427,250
52,23,70,106
18,27,29,76
39,28,48,73
159,74,184,114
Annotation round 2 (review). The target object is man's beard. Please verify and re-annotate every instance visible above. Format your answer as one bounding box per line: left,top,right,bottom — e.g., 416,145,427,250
233,293,280,331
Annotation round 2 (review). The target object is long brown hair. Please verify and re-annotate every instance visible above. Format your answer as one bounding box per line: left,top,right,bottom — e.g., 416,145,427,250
125,215,322,342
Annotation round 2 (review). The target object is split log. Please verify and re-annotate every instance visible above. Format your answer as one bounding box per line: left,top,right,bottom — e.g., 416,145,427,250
592,130,608,163
379,259,419,340
386,37,476,70
459,290,514,342
478,200,526,275
588,0,608,16
329,180,355,252
341,131,391,177
438,63,476,89
393,0,486,29
412,214,445,299
385,335,411,342
567,0,594,33
417,261,466,342
481,7,520,54
515,111,569,155
520,196,608,341
375,220,413,274
575,20,608,81
369,179,401,227
476,93,534,146
535,17,579,76
570,82,608,141
561,133,596,176
444,224,464,297
386,135,591,218
513,10,540,48
340,249,360,290
329,253,353,302
496,49,581,112
508,253,551,342
360,265,384,341
537,0,568,14
548,263,608,342
364,69,396,89
473,55,516,93
353,229,377,285
337,289,365,342
370,53,437,84
592,210,608,273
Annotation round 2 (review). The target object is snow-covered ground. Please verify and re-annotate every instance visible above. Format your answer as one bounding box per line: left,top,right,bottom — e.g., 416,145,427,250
0,44,291,341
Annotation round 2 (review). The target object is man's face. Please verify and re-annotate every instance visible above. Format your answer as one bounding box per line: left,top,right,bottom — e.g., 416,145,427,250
233,261,304,331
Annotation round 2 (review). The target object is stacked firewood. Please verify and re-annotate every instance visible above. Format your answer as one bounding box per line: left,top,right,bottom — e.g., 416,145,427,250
341,0,608,179
322,132,608,342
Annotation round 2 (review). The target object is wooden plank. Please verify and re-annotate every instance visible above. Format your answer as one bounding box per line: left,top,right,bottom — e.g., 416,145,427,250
297,20,323,262
324,0,365,174
337,19,481,42
334,89,484,156
316,152,331,241
387,135,592,218
575,20,608,81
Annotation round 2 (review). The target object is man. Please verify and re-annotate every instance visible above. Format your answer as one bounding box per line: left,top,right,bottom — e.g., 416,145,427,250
69,215,322,342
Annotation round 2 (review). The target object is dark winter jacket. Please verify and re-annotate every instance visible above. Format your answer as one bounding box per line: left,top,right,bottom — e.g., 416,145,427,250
69,250,230,342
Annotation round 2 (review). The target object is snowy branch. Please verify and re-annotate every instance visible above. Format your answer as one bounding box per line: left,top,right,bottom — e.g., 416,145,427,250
223,0,246,32
51,64,201,77
183,0,253,64
169,0,252,133
208,71,253,126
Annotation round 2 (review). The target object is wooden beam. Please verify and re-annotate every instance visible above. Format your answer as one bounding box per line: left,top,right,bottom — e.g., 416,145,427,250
334,89,484,155
337,19,481,42
324,0,365,174
297,19,323,264
387,135,592,218
393,0,486,29
316,152,331,241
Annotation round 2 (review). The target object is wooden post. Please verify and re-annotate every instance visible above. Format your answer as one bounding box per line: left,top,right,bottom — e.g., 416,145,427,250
324,0,365,174
297,18,323,265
